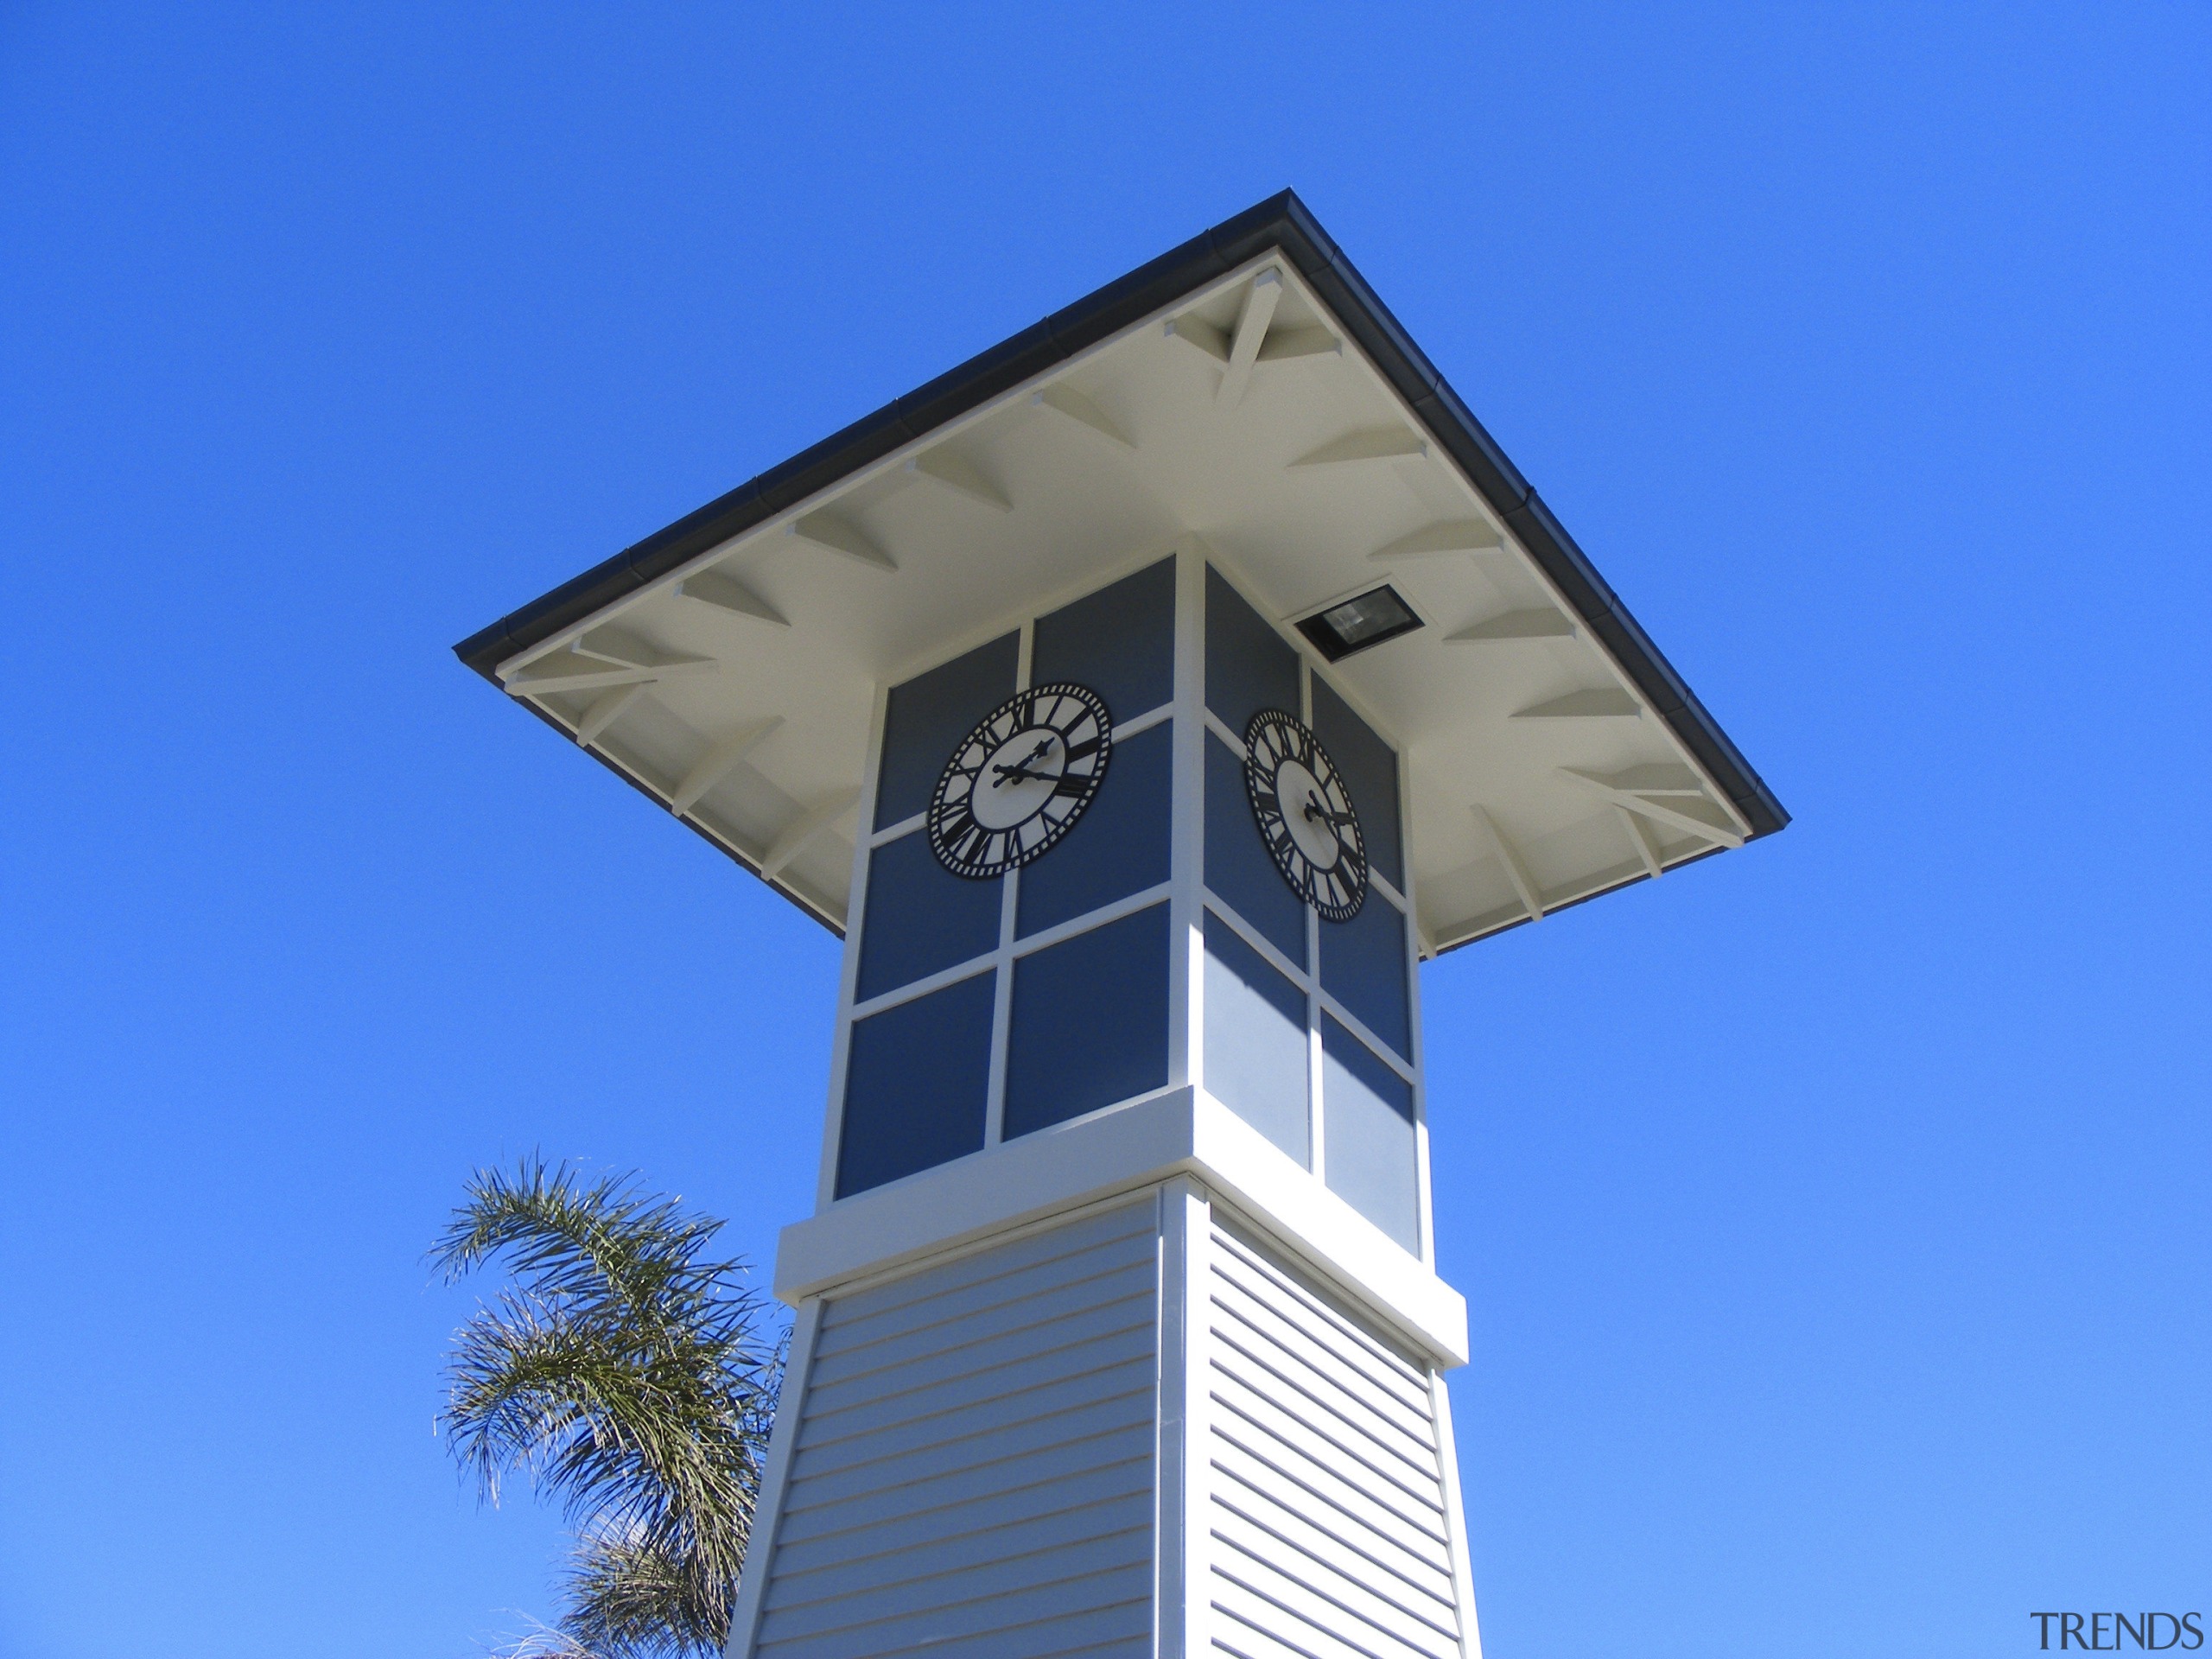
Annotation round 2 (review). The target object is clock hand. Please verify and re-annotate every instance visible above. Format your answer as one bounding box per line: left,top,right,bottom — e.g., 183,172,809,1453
991,737,1057,787
994,763,1061,786
1301,792,1357,830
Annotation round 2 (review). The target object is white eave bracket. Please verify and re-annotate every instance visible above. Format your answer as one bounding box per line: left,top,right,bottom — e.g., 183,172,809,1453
1289,427,1428,469
1471,803,1546,923
788,512,897,572
679,566,789,627
1032,384,1135,450
499,626,717,696
760,787,862,880
671,716,785,816
1448,607,1573,642
1557,765,1748,849
1164,267,1340,406
1512,688,1641,719
1370,519,1504,564
906,446,1012,513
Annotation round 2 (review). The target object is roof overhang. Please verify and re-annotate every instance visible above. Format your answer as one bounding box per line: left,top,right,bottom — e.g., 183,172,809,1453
455,190,1787,954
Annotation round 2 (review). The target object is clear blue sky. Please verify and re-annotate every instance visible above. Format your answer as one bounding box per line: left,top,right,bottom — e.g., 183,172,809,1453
2,5,2204,1656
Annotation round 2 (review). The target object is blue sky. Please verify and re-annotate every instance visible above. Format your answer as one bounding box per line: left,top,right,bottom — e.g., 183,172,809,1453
2,4,2205,1656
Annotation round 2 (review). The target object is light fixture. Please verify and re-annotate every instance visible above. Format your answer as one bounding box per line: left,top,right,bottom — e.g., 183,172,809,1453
1294,584,1423,662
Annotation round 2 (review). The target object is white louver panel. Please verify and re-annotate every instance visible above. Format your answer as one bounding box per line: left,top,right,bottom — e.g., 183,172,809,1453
1204,1223,1466,1659
751,1198,1162,1659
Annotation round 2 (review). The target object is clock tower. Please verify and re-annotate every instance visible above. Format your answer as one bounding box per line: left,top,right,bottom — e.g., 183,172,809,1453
457,192,1787,1659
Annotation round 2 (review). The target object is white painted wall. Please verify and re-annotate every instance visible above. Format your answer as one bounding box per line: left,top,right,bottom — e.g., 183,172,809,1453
728,1185,1478,1659
1201,1219,1472,1659
732,1198,1163,1659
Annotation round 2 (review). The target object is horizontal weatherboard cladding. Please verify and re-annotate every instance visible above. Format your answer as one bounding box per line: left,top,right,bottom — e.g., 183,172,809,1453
751,1201,1160,1659
813,1200,1157,1337
1204,1224,1461,1659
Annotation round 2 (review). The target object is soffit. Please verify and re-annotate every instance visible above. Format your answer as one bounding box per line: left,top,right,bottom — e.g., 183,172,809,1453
468,218,1782,952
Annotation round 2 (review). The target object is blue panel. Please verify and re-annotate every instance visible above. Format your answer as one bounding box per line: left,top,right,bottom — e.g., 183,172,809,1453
1203,910,1309,1166
1031,556,1176,721
1319,888,1411,1059
1016,720,1171,938
874,632,1019,830
1205,730,1306,968
1310,675,1402,890
1002,904,1169,1140
1205,565,1300,739
1321,1016,1419,1253
855,830,1001,1001
836,971,995,1198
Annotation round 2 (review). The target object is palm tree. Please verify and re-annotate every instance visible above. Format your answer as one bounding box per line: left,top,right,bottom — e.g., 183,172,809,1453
432,1157,784,1659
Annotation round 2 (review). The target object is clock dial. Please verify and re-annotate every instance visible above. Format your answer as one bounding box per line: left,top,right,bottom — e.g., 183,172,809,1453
927,682,1113,879
1243,709,1368,921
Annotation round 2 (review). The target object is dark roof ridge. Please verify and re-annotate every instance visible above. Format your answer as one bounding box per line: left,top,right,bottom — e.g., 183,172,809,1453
454,188,1787,839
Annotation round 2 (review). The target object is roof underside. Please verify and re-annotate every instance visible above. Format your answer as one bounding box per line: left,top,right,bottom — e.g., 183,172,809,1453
457,191,1786,955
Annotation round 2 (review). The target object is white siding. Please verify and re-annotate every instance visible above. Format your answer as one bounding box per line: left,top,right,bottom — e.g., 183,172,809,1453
1203,1223,1465,1659
750,1199,1161,1659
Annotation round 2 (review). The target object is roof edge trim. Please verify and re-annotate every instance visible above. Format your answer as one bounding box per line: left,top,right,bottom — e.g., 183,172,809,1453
454,188,1788,840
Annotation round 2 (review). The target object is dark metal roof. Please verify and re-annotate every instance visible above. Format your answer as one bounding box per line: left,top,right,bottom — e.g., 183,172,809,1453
455,189,1788,842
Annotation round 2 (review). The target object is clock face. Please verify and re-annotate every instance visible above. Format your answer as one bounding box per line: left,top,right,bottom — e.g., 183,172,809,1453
927,682,1113,879
1243,709,1368,921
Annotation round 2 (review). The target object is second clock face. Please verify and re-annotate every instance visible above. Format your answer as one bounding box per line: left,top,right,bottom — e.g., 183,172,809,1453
1244,709,1369,921
927,682,1113,878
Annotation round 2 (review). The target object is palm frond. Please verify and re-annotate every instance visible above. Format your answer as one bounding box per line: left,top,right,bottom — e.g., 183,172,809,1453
434,1156,782,1659
561,1525,731,1659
